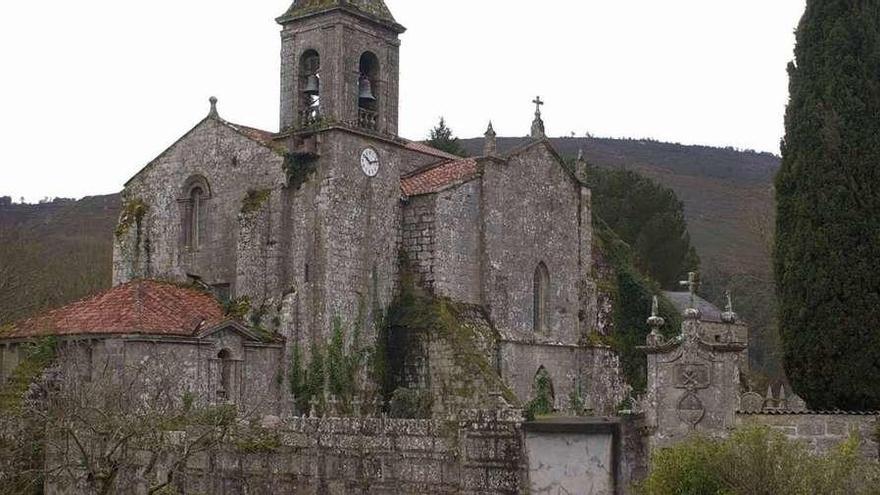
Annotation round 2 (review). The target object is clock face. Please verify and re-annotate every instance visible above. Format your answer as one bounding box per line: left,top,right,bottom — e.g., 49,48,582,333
360,148,380,177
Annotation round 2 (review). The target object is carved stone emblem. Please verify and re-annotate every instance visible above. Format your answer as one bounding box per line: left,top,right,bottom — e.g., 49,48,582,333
674,364,710,390
678,392,705,427
675,363,710,428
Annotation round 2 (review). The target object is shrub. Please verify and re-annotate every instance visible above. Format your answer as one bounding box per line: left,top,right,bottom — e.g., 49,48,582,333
639,427,880,495
388,387,433,419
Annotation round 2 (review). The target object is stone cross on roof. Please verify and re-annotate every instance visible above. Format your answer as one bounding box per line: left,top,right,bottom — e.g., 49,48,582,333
531,96,546,139
679,272,699,308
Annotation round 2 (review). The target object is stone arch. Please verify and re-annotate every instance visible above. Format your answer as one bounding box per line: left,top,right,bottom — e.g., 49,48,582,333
357,51,380,129
299,49,321,126
181,175,211,252
533,261,550,333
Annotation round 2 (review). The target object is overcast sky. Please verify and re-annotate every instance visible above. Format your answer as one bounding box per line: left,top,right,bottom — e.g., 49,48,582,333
0,0,805,203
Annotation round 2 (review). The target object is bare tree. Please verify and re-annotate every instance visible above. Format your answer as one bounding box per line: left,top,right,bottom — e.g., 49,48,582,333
2,340,272,495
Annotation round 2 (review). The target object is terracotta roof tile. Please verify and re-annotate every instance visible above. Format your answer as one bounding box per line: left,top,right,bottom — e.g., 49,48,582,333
401,158,479,197
402,140,464,161
3,280,226,339
224,122,286,154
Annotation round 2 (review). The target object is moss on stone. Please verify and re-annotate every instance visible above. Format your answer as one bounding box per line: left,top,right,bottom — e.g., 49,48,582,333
283,154,318,191
387,273,518,410
115,198,148,239
594,217,681,392
0,337,57,414
241,189,272,215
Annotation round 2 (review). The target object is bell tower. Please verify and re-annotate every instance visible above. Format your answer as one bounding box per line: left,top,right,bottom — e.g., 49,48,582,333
278,0,405,136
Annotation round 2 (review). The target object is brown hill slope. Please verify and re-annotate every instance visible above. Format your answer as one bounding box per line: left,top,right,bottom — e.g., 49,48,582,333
0,194,120,324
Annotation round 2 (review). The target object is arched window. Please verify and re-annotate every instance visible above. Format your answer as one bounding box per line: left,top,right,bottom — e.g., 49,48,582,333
357,51,380,130
190,187,203,250
217,349,233,401
533,262,550,333
181,176,210,252
299,50,321,127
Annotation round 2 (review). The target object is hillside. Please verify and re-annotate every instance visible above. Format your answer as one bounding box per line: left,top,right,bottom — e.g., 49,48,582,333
460,137,779,276
0,194,120,324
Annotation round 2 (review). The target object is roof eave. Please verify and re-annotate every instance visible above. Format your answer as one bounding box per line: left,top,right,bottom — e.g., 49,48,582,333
276,6,406,34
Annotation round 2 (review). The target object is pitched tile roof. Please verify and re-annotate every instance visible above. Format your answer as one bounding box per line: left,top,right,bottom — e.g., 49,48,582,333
402,140,464,161
3,280,226,339
663,291,731,324
222,121,287,155
278,0,400,27
401,158,479,197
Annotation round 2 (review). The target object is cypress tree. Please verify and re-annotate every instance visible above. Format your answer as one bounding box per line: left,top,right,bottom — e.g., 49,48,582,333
775,0,880,410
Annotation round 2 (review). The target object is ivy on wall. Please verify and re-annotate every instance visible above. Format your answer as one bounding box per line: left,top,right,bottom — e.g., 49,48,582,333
595,218,681,392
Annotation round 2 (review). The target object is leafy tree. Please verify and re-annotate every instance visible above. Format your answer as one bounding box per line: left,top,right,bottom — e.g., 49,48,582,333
426,117,466,157
774,0,880,410
583,164,700,288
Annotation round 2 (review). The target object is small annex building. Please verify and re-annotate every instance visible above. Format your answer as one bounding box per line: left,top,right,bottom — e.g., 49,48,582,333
0,280,286,415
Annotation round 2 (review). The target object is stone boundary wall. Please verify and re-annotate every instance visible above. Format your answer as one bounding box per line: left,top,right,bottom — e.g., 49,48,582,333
47,410,527,495
735,412,879,459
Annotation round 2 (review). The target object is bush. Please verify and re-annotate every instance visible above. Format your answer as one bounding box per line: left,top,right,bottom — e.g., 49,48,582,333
388,387,433,419
639,427,880,495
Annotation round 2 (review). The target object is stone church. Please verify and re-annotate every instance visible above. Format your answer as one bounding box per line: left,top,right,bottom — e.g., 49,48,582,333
3,0,628,417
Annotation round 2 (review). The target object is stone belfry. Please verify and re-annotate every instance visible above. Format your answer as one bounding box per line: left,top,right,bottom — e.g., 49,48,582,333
277,0,406,135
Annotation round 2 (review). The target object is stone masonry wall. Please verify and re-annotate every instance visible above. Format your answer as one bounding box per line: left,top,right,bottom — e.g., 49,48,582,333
480,142,586,346
736,413,879,459
433,180,483,305
113,117,286,288
401,194,436,291
279,10,401,135
46,410,527,495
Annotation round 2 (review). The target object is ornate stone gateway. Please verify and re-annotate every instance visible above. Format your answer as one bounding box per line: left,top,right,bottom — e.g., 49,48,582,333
638,272,747,446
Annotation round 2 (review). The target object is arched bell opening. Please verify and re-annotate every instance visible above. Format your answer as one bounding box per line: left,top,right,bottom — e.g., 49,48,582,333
357,51,380,130
299,49,321,126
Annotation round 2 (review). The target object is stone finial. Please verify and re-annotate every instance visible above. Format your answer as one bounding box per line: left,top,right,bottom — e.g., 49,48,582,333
327,394,340,417
208,96,219,119
763,384,776,410
484,121,497,156
308,395,319,418
721,290,737,324
575,148,588,182
679,272,701,320
646,296,666,346
778,384,788,410
531,96,546,139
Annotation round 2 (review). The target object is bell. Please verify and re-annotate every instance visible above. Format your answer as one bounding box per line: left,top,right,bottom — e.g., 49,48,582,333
303,74,320,96
358,75,376,101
